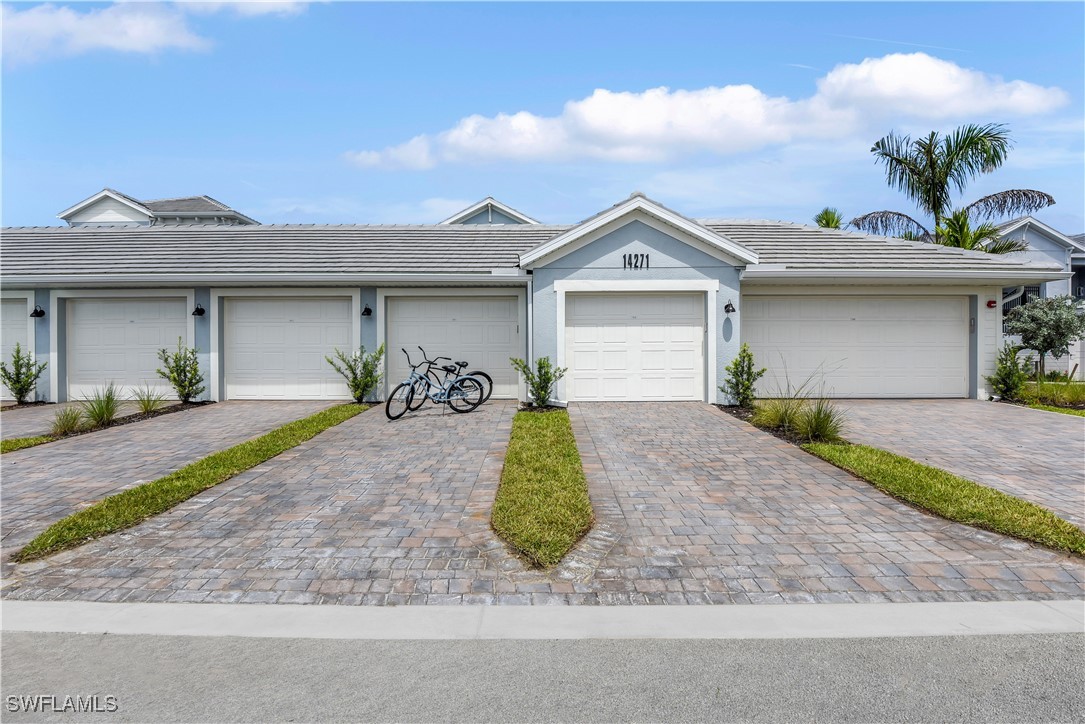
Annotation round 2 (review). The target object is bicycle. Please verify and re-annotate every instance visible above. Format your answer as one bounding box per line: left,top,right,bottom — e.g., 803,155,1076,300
386,348,485,420
406,347,493,411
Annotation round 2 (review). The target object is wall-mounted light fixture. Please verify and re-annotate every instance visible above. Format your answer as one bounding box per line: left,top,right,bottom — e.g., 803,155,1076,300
986,300,998,309
29,305,46,318
191,303,206,317
724,300,736,314
361,304,373,317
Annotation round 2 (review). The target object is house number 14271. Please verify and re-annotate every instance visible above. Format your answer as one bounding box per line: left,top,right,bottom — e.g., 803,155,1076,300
623,253,649,270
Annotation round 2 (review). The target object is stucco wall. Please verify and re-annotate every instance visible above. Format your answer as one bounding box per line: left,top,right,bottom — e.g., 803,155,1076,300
530,219,743,403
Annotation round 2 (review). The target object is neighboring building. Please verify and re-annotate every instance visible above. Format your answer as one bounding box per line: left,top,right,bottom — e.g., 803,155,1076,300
58,188,259,227
0,193,1069,403
997,217,1085,378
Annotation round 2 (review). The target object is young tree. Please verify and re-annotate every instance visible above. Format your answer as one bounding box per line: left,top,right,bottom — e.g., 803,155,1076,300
934,210,1029,255
1004,296,1085,378
0,343,47,404
850,123,1054,242
813,207,845,230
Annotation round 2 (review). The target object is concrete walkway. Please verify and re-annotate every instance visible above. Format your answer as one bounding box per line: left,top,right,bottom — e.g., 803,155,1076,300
0,401,333,566
835,400,1085,528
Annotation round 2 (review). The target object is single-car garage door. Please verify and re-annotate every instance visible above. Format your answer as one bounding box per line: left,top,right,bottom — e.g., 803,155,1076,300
743,295,968,397
67,298,187,399
386,296,520,399
224,297,353,400
565,293,705,401
2,298,30,400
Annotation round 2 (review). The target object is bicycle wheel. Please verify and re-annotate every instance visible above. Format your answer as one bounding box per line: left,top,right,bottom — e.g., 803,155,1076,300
407,377,428,412
467,370,493,404
447,377,484,413
385,382,414,420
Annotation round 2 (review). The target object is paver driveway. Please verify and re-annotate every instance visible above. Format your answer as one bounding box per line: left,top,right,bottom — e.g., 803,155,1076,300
0,400,332,567
4,402,1081,605
834,400,1085,528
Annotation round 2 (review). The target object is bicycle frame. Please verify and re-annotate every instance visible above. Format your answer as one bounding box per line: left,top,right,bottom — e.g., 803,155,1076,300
398,350,477,404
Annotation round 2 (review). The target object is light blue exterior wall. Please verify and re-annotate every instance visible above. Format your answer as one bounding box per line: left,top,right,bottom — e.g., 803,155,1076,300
194,287,211,400
529,219,743,402
458,207,525,225
1003,227,1072,297
32,289,51,401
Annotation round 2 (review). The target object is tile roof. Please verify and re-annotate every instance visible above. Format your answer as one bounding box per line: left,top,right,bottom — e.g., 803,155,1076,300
141,195,235,215
0,218,1065,284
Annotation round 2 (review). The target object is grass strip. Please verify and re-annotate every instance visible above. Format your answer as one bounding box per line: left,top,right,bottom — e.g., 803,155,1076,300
491,409,593,568
805,442,1085,556
1,436,54,454
1028,403,1085,418
15,403,369,562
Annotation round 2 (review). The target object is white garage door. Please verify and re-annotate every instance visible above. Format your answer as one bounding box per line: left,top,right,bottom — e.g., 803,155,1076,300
224,297,353,400
2,298,31,400
565,293,705,401
67,298,187,399
386,296,520,399
743,296,969,398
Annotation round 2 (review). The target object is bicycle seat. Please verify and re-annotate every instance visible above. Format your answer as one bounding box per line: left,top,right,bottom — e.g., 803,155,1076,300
455,361,468,368
441,364,458,373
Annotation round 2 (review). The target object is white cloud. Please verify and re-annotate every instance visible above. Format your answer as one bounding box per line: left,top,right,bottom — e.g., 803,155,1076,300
2,3,209,64
180,2,308,17
348,53,1068,170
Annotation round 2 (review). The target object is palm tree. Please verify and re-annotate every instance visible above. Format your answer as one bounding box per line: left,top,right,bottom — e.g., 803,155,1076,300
934,210,1029,254
850,123,1054,243
813,207,845,229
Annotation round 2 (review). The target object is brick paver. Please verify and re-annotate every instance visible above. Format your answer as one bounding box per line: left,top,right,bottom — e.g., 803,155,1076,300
0,401,175,440
4,402,1081,605
834,400,1085,528
0,400,333,566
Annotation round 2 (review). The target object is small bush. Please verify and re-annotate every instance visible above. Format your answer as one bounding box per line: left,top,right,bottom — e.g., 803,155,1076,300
51,406,85,436
156,338,206,403
985,342,1030,401
510,356,567,407
132,384,169,414
751,397,807,432
80,384,121,428
0,342,47,404
795,398,845,442
326,343,385,402
1020,381,1085,407
721,343,766,408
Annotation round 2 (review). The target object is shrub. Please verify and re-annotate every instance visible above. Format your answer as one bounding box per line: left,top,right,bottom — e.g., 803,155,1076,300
80,384,121,428
1020,381,1085,407
326,344,385,402
795,398,845,442
985,342,1030,400
0,342,47,404
132,384,169,414
721,343,766,408
751,397,808,433
156,338,206,403
51,406,85,436
1004,295,1085,378
510,356,567,407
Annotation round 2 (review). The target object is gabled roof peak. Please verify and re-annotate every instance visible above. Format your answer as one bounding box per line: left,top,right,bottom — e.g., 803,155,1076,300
439,197,540,225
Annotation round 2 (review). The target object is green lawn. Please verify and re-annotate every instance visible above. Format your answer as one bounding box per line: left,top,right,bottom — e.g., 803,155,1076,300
491,410,593,568
805,442,1085,556
1028,403,1085,418
15,403,369,562
1,436,54,454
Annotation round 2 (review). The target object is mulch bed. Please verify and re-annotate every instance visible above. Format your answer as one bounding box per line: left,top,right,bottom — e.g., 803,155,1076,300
517,404,566,413
999,399,1085,412
0,401,48,412
715,404,814,446
32,401,210,443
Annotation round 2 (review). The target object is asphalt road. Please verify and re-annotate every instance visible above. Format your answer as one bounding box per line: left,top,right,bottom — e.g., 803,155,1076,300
2,632,1083,722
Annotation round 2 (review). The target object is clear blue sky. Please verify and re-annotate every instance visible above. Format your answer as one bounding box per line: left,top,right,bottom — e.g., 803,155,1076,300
3,2,1083,232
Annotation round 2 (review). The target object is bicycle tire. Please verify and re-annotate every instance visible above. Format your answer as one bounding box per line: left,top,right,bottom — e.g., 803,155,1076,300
385,382,414,420
447,377,484,413
467,370,493,404
407,377,428,411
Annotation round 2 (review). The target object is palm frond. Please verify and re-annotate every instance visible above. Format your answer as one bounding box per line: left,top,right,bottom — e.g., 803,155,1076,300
934,209,1027,255
850,211,931,239
871,132,928,210
982,236,1030,255
963,189,1056,220
943,123,1012,194
813,207,845,229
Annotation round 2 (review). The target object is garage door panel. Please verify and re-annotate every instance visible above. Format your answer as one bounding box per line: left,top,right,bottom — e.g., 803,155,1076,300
387,295,521,400
744,296,967,398
566,292,705,402
224,297,353,400
67,298,186,399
